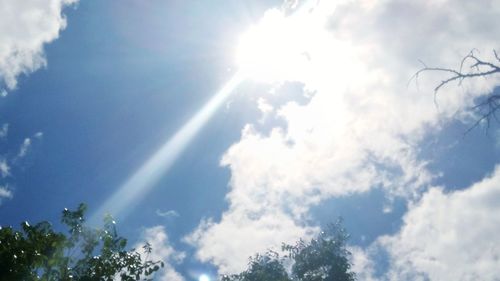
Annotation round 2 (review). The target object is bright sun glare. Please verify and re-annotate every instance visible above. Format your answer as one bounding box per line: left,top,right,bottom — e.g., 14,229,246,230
92,1,351,223
236,8,311,82
236,3,360,90
199,274,210,281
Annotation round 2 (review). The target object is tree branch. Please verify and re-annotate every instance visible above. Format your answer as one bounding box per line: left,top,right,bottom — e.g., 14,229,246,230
412,49,500,133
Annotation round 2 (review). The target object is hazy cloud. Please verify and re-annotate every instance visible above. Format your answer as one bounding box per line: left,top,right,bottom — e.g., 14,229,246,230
0,131,44,204
33,132,44,139
18,138,32,158
0,123,8,138
0,159,10,178
16,132,43,159
0,185,13,206
156,209,180,219
0,186,12,199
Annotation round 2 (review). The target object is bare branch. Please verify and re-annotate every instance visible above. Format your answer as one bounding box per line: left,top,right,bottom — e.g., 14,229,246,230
494,50,500,63
414,50,500,133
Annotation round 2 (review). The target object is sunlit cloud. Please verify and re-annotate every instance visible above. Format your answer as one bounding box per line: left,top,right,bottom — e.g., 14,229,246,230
355,166,500,280
0,0,77,93
198,274,210,281
188,0,500,274
91,73,244,223
256,97,274,123
136,226,185,281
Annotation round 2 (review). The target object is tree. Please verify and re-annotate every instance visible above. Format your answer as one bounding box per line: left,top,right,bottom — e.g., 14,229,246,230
223,219,356,281
222,251,291,281
0,203,163,281
414,49,500,132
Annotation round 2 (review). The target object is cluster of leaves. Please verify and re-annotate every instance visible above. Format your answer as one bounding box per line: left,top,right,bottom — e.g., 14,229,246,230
0,203,163,281
222,220,356,281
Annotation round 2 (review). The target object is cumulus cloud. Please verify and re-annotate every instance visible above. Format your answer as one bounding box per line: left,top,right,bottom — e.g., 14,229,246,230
257,97,274,123
188,0,500,274
349,246,378,281
185,209,317,274
0,0,77,92
372,166,500,281
136,226,185,281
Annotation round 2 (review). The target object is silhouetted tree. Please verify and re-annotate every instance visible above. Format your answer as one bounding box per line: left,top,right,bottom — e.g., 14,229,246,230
222,251,291,281
0,203,163,281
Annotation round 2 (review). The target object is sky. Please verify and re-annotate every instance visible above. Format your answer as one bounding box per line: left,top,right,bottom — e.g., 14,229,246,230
1,0,500,280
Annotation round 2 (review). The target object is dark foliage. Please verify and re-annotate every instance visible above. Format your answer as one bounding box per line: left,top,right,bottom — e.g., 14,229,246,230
0,203,163,281
223,219,355,281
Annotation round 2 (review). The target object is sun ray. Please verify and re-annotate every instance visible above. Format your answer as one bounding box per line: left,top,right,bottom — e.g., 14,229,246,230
90,73,243,224
89,1,316,224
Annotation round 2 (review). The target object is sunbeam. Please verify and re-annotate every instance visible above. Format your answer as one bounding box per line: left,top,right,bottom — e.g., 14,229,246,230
90,73,243,224
89,2,314,224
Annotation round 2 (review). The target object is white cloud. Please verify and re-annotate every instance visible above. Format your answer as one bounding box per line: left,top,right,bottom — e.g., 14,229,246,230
156,209,180,219
18,138,32,158
33,131,44,139
0,123,8,138
0,159,10,178
377,166,500,281
0,186,12,199
0,0,77,92
257,97,274,123
136,226,185,281
0,185,13,205
17,132,43,159
188,0,500,274
349,246,378,281
185,209,318,274
0,131,43,203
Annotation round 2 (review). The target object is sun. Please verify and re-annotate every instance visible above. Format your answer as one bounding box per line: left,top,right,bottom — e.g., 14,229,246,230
199,274,210,281
235,3,361,93
235,8,311,83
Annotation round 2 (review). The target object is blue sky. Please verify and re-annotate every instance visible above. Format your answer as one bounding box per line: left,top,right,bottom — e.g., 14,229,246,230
1,1,500,280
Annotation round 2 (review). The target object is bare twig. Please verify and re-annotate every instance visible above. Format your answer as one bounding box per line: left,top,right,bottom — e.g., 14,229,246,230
412,49,500,133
